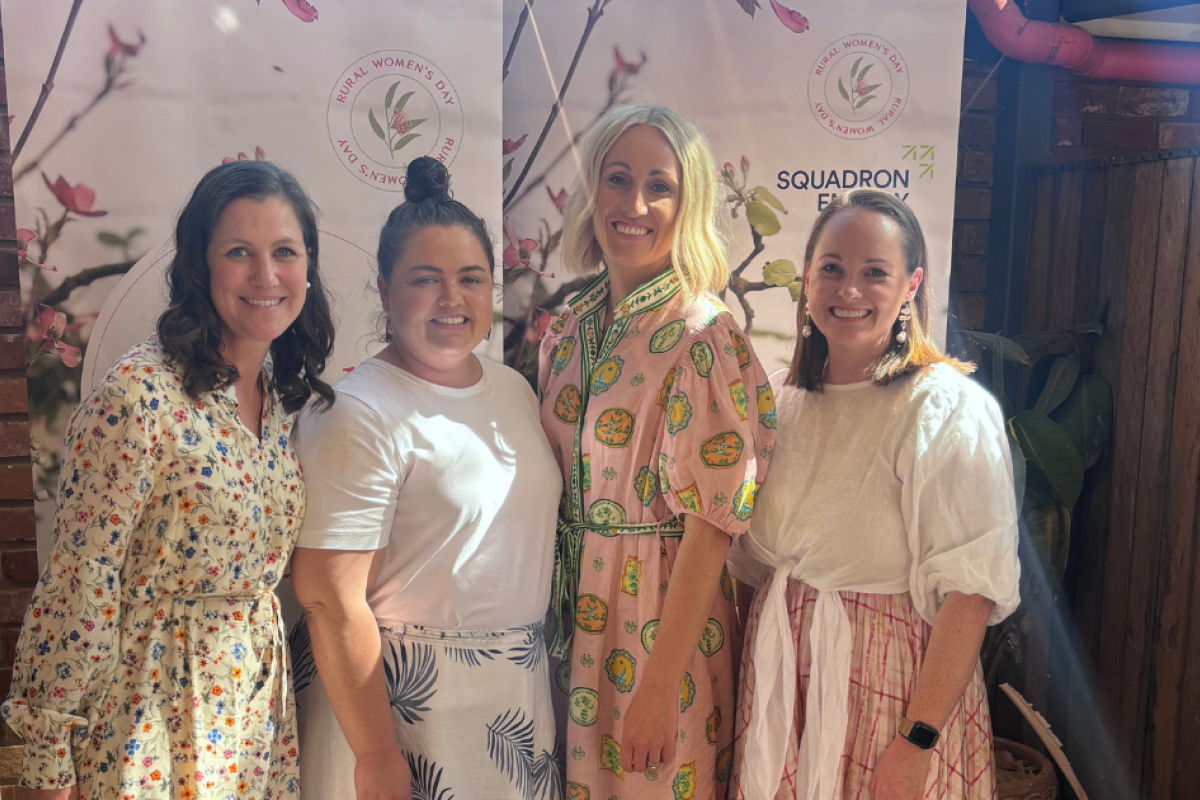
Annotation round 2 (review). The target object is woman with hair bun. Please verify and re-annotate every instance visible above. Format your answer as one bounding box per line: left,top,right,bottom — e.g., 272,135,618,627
288,156,562,800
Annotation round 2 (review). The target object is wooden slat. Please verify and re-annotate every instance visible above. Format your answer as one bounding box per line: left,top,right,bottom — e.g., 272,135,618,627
1025,176,1057,333
1096,160,1165,776
1123,155,1193,796
1074,168,1109,333
1049,170,1083,332
1166,159,1200,796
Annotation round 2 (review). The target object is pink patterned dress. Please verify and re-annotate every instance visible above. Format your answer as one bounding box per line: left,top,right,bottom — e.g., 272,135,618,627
538,269,776,800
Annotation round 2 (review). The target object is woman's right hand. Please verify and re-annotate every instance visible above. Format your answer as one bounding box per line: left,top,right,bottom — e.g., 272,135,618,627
17,786,79,800
354,749,413,800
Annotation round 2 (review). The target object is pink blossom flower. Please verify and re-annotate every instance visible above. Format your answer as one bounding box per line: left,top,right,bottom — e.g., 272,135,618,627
768,0,810,33
392,108,412,137
33,303,81,367
547,187,568,215
525,307,553,345
42,174,107,217
502,217,551,277
741,155,750,173
503,135,528,156
282,0,319,23
16,229,54,272
106,26,145,59
856,77,868,97
723,162,736,183
222,147,267,165
611,47,647,80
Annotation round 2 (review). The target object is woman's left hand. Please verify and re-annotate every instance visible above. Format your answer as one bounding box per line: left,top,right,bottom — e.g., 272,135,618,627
869,737,933,800
620,680,678,776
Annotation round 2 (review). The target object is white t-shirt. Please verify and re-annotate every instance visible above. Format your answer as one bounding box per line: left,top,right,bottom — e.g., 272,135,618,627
293,356,562,631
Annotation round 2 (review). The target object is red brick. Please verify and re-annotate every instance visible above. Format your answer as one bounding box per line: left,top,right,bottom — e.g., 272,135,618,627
1159,123,1200,150
0,590,32,626
954,223,990,256
1055,117,1083,147
959,113,996,147
0,206,14,240
0,509,35,543
0,380,27,414
2,551,37,584
0,628,19,667
1083,119,1157,150
0,252,18,288
0,423,28,459
0,467,31,501
954,189,992,220
0,336,23,371
960,150,993,185
1054,83,1114,116
951,256,989,292
961,77,998,113
0,168,12,200
949,292,987,331
1115,87,1189,119
0,292,18,328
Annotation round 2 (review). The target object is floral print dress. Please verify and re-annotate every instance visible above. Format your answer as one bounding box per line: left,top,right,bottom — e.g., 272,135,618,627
3,338,302,799
538,269,776,800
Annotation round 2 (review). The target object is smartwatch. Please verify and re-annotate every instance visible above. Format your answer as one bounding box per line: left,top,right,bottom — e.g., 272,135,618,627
897,715,940,750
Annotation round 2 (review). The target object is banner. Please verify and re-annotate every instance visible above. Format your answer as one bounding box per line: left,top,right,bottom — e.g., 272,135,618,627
500,0,966,373
6,0,502,555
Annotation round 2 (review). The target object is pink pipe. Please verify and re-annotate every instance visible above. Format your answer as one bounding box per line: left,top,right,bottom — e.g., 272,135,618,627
968,0,1200,85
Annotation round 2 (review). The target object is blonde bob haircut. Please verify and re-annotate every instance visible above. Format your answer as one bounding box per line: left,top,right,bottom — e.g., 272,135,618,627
787,188,973,391
560,104,728,296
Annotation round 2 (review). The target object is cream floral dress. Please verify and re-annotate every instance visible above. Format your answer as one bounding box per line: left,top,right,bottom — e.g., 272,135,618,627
3,338,302,799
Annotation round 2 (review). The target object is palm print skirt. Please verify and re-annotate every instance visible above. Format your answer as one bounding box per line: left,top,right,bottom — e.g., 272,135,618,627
289,616,562,799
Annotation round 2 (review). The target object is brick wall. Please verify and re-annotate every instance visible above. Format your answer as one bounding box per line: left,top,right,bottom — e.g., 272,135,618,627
0,2,39,795
1051,72,1200,163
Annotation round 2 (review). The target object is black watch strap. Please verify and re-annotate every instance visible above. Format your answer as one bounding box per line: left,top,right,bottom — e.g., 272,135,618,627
897,715,940,750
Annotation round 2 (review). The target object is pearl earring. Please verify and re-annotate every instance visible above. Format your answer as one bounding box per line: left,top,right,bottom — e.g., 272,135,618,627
306,281,312,289
896,301,911,344
801,303,812,339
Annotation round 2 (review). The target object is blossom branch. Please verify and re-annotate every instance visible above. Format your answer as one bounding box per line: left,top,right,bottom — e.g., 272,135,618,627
503,0,536,80
38,259,135,306
13,0,86,162
503,0,609,211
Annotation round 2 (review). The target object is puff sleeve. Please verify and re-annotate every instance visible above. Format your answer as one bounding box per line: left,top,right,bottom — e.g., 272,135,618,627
1,369,158,789
657,316,776,537
899,374,1021,626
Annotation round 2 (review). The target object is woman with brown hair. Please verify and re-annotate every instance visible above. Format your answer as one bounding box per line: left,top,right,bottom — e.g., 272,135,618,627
728,189,1020,800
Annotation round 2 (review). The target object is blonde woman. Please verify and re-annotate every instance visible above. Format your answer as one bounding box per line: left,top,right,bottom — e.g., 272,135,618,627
729,189,1020,800
538,105,776,799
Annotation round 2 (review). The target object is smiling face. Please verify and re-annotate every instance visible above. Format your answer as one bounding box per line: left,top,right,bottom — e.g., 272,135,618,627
803,207,922,375
591,124,681,285
207,196,309,363
379,224,493,386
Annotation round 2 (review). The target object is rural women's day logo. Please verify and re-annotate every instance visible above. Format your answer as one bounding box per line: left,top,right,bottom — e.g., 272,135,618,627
808,34,909,140
327,50,463,191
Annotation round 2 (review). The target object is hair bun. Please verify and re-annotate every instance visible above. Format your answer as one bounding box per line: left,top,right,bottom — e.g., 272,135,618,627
404,156,452,203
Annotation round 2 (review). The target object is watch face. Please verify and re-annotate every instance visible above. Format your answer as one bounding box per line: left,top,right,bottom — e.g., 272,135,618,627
909,722,938,749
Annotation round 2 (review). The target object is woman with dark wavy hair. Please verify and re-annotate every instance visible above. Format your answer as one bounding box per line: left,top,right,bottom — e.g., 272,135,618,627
3,160,334,800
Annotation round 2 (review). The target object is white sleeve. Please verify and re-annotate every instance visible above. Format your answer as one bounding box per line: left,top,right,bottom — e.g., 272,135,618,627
293,393,403,551
900,381,1021,626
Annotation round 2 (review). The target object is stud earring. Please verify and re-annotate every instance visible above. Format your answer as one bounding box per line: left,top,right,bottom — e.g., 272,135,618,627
895,300,911,344
306,281,312,289
801,303,812,339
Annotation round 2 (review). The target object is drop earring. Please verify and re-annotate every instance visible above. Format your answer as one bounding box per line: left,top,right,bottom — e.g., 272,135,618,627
801,303,812,339
895,300,911,344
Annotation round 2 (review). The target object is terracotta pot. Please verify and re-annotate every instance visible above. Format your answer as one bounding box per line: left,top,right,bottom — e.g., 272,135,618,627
994,736,1057,800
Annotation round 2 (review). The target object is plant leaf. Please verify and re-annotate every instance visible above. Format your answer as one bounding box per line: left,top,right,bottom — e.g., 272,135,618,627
368,108,386,142
406,117,428,130
1025,500,1071,582
754,186,786,213
961,331,1032,366
858,63,874,81
1009,435,1027,514
762,259,797,288
503,159,513,182
97,231,124,247
1013,330,1072,355
863,83,882,95
735,0,761,17
1050,373,1113,470
1034,354,1080,415
788,282,803,302
838,78,850,102
851,57,863,79
1070,320,1103,336
393,133,421,152
395,90,416,110
855,95,877,110
1009,410,1085,509
745,200,781,237
384,80,402,112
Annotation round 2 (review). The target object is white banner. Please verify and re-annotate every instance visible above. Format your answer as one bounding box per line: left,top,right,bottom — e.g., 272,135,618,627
6,0,502,553
500,0,966,372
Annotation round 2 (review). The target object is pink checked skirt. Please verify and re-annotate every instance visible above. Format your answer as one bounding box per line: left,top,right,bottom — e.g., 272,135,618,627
729,579,996,800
